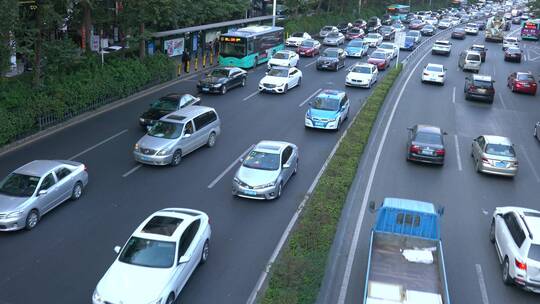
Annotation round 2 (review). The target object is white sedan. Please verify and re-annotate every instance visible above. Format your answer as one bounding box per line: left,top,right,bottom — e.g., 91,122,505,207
286,32,311,47
376,42,399,60
502,37,519,50
421,63,446,85
267,50,300,69
93,208,211,304
364,33,383,47
345,63,378,88
259,66,303,93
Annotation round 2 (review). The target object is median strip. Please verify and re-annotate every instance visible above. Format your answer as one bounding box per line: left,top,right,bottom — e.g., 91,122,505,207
259,64,403,304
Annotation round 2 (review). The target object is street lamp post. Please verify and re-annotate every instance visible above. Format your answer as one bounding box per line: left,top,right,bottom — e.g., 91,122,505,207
272,0,276,27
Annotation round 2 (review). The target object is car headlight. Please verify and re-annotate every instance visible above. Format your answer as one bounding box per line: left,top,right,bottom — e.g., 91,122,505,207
92,290,104,304
328,118,337,122
213,83,222,88
157,148,170,156
306,111,311,118
233,177,241,184
254,181,276,189
277,82,286,87
139,118,145,123
6,210,24,219
134,143,140,152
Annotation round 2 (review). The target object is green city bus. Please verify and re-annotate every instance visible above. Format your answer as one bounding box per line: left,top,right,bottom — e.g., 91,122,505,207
219,26,284,69
386,4,410,21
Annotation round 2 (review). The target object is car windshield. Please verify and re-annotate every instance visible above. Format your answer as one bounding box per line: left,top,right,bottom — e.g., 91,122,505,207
367,34,378,39
405,36,415,42
351,66,371,74
322,49,338,57
209,69,229,78
148,121,183,139
528,244,540,261
348,40,364,47
273,52,289,59
291,32,303,37
467,54,481,61
380,27,392,32
312,96,340,111
435,42,450,46
517,74,534,81
379,44,392,49
414,132,442,145
467,23,477,27
119,237,175,268
348,28,361,34
454,28,465,33
327,33,339,38
470,47,483,51
301,40,315,47
243,151,280,171
0,173,40,197
426,65,443,72
408,31,419,37
267,68,288,77
322,26,333,31
441,19,450,23
507,48,520,54
424,25,434,29
371,52,386,59
221,42,245,58
473,79,492,88
485,144,515,157
151,97,179,111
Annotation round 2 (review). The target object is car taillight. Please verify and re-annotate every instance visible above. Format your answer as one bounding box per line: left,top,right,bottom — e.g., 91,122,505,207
438,74,444,77
423,72,429,76
410,145,421,154
83,164,87,171
515,259,527,270
469,85,476,91
435,149,445,156
482,157,489,164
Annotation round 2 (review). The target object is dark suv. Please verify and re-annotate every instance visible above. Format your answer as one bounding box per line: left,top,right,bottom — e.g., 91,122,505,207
464,74,495,103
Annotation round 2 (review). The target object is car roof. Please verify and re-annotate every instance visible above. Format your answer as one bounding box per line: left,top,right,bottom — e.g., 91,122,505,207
353,63,376,69
161,105,215,123
318,89,346,100
482,135,512,145
415,124,442,134
435,40,450,44
133,208,207,242
14,160,69,177
275,50,295,55
472,74,492,81
471,44,485,48
253,140,292,154
426,63,444,69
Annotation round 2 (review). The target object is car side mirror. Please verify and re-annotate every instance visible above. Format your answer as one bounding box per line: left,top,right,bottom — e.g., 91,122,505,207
114,246,121,254
265,72,268,75
178,255,191,264
239,158,244,163
368,201,376,213
437,206,445,216
184,133,191,138
283,163,290,169
38,189,48,196
407,127,413,131
443,131,448,135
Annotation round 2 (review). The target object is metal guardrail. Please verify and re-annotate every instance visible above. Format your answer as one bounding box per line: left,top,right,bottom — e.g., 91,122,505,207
152,16,274,38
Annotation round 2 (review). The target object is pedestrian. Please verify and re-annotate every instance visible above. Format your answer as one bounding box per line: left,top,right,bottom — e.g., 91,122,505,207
182,50,190,73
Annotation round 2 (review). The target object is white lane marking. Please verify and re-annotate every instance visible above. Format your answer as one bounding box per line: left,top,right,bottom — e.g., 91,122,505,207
299,88,322,107
493,67,496,77
246,101,365,304
68,129,128,160
207,144,255,188
452,86,456,104
242,91,260,101
337,47,433,304
304,60,318,67
122,165,142,178
519,145,540,183
475,264,490,304
523,53,527,61
498,92,507,110
454,134,463,171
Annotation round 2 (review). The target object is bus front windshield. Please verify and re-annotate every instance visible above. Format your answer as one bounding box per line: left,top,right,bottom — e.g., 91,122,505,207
221,40,246,58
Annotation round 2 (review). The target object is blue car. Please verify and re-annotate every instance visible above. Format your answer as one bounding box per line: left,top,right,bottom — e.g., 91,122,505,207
305,90,350,131
345,39,369,57
400,36,417,51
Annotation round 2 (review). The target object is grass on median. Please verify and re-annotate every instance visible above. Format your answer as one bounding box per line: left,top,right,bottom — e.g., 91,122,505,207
261,64,403,304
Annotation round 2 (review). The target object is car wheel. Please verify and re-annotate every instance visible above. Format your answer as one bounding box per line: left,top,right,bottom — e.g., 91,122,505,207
490,220,496,243
241,78,246,87
297,77,302,87
293,160,298,175
511,84,515,92
200,240,210,264
221,85,227,95
535,126,539,139
284,84,288,93
475,159,482,173
465,93,470,100
207,132,217,148
502,257,512,285
70,182,83,200
166,293,175,304
253,57,259,69
275,183,283,199
171,150,182,166
25,209,39,230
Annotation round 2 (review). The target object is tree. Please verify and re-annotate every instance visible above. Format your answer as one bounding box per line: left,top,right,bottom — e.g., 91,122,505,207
0,0,18,76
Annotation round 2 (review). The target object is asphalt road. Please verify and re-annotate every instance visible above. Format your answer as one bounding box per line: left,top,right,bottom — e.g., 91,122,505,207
0,38,404,303
319,24,540,304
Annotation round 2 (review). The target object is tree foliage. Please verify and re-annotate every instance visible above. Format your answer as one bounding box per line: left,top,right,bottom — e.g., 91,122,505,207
0,0,19,75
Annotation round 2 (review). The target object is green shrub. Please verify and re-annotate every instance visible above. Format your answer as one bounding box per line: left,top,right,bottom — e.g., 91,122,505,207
0,53,176,146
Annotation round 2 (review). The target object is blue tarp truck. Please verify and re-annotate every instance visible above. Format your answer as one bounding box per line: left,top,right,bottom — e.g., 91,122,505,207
363,198,451,304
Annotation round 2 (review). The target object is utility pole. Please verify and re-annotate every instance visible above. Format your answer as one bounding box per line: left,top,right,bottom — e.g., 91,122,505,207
272,0,276,27
359,0,362,17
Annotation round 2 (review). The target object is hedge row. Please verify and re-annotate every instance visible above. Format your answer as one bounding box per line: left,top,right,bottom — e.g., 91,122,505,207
261,64,403,304
0,54,176,146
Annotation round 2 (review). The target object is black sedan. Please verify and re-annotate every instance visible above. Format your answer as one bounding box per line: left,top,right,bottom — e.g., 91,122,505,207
316,48,346,71
197,67,247,94
504,47,523,63
406,124,446,165
476,20,486,30
139,93,201,130
451,28,466,39
420,25,436,36
379,26,396,40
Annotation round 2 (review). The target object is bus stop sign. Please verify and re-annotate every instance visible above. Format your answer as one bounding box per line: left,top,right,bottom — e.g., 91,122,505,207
395,32,406,49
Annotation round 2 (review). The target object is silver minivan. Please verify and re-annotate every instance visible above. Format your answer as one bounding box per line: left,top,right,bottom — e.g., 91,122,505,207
458,50,482,73
134,106,221,166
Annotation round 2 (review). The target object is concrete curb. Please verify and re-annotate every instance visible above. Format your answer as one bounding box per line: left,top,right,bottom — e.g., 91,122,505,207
0,65,215,158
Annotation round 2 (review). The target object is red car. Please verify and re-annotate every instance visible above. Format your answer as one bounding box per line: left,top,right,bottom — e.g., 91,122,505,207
296,39,321,57
345,27,365,40
504,47,522,63
507,72,537,95
367,51,390,70
408,19,425,30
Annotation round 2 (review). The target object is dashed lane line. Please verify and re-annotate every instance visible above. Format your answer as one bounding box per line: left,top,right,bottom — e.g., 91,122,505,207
475,264,490,304
207,144,255,189
68,129,128,160
299,89,323,107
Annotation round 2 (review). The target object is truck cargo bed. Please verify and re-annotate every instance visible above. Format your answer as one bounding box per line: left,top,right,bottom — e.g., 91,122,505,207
368,232,444,295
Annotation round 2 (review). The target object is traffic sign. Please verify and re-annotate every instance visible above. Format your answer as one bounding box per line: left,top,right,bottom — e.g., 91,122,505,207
395,32,406,48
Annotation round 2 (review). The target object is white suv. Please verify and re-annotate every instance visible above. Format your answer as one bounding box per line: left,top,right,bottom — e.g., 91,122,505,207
432,40,452,56
93,208,211,304
490,206,540,293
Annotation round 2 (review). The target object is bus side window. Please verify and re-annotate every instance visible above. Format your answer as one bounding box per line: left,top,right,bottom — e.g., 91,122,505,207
248,41,254,53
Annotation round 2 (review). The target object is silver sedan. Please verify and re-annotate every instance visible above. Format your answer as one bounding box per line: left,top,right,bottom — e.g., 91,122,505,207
232,141,298,200
0,160,88,231
471,135,518,177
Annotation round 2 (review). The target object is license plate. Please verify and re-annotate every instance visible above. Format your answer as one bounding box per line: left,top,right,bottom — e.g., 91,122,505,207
422,149,434,156
141,156,151,161
202,88,209,92
477,89,486,94
244,190,257,196
496,161,506,168
300,52,305,55
315,122,325,127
